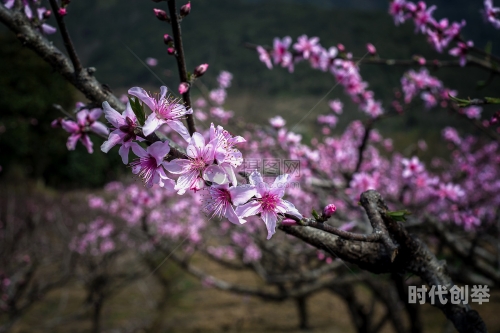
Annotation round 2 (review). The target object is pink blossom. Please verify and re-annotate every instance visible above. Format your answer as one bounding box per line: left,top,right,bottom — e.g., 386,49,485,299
130,141,172,188
293,35,320,59
256,46,272,69
389,0,408,25
323,204,337,218
235,172,302,239
210,123,245,169
328,99,343,114
178,82,190,94
449,41,473,67
209,88,227,105
243,243,262,263
402,156,424,178
217,71,233,88
317,114,338,127
269,116,286,128
463,106,482,119
421,92,437,109
436,183,465,202
165,132,226,194
210,107,233,124
128,86,193,141
272,36,292,64
483,0,500,29
410,2,437,33
366,43,377,55
101,101,143,164
145,57,158,66
203,183,256,224
61,107,108,153
194,63,209,77
442,127,461,145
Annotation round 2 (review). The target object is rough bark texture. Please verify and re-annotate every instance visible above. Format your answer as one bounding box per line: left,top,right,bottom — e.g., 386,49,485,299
281,190,488,333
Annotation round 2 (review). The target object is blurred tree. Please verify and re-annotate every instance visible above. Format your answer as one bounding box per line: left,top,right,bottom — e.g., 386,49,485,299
0,33,123,188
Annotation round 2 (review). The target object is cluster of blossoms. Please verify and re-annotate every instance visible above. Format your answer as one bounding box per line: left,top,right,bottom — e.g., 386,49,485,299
398,68,493,125
388,0,477,66
256,36,384,118
53,58,499,242
69,217,116,256
3,0,56,34
52,79,303,239
51,103,109,153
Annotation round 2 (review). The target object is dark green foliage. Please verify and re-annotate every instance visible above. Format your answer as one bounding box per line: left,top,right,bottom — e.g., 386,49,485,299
0,34,124,188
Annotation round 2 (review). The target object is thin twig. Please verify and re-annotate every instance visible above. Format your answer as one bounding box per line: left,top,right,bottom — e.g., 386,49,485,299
166,0,196,135
48,0,82,73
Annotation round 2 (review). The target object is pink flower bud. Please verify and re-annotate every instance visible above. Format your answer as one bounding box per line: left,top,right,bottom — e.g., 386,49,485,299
167,47,175,55
194,63,209,77
178,82,190,94
153,8,169,22
58,7,67,16
366,43,376,55
281,218,297,226
180,2,191,17
163,34,173,44
43,9,52,19
323,204,337,218
337,43,345,52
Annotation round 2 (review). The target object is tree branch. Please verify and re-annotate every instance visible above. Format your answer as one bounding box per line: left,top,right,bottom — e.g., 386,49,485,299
166,0,196,135
48,0,82,73
0,5,124,112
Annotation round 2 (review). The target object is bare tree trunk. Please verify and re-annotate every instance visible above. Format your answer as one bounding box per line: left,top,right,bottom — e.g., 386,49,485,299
295,296,309,330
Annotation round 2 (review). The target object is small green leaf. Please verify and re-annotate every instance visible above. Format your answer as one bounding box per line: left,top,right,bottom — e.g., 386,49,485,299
129,96,146,126
485,97,500,104
311,209,320,220
448,94,470,107
386,209,412,222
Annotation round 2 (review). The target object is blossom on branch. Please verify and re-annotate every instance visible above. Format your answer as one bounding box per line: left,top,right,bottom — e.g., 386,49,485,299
101,101,143,164
128,86,193,141
130,141,172,188
235,172,302,239
61,107,108,153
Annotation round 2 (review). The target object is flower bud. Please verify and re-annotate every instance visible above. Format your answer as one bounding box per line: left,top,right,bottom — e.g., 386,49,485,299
323,204,337,218
58,7,67,16
163,33,173,44
167,47,175,55
153,8,170,22
337,43,345,52
178,82,190,94
180,2,191,18
194,63,209,77
281,218,297,226
366,43,376,55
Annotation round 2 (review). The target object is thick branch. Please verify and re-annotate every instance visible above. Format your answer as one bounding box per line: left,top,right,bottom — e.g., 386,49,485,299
0,5,124,111
281,190,488,333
